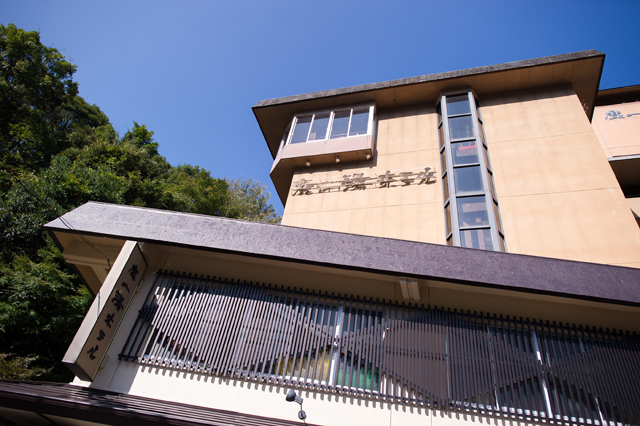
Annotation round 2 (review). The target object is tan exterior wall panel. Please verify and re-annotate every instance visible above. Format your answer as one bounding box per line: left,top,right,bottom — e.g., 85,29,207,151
592,101,640,158
282,86,640,267
282,104,444,245
483,85,640,267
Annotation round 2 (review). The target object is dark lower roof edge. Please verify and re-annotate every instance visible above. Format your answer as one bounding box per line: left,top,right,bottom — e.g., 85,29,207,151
596,84,640,106
0,380,317,426
45,202,640,308
49,225,640,309
253,50,604,109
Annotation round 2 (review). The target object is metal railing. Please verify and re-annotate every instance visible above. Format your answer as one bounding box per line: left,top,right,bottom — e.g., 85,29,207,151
119,271,640,425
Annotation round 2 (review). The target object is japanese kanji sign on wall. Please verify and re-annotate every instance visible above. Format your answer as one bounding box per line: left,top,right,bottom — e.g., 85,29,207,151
63,240,147,381
291,167,436,196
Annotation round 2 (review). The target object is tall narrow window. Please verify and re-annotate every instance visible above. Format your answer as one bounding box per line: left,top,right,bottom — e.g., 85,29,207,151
438,92,505,251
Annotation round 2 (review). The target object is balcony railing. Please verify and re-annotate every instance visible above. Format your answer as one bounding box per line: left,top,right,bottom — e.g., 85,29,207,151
119,271,640,425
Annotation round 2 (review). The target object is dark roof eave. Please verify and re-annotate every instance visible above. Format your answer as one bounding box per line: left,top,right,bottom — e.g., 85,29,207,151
45,202,640,307
253,50,605,162
595,84,640,106
253,50,604,109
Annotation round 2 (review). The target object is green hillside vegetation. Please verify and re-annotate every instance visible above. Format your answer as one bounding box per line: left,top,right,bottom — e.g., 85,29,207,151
0,24,280,382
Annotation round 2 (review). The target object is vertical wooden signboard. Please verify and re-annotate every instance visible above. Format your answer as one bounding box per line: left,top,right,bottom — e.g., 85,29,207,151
63,240,147,381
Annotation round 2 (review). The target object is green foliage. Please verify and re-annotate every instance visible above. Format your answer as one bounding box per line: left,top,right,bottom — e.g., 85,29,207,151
167,164,228,216
0,24,79,175
0,153,127,263
0,354,50,381
0,24,281,382
0,246,93,382
121,121,159,155
222,178,280,223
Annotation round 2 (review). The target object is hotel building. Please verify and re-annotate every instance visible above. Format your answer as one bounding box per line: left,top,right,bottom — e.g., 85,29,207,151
0,50,639,426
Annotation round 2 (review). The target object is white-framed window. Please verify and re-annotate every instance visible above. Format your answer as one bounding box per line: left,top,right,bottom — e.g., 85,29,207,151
285,105,375,145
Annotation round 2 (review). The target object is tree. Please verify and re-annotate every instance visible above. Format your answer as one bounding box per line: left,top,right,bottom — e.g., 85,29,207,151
121,121,159,155
222,178,280,223
0,24,281,382
167,164,228,216
0,245,93,382
0,24,79,177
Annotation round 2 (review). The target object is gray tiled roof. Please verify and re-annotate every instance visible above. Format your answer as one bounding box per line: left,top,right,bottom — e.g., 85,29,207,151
46,202,640,307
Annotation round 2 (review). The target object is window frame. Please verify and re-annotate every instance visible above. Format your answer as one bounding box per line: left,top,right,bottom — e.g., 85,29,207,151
285,104,376,146
438,91,506,252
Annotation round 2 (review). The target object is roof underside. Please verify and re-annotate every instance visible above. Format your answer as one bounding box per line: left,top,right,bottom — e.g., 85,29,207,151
595,84,640,106
46,202,640,307
253,50,605,159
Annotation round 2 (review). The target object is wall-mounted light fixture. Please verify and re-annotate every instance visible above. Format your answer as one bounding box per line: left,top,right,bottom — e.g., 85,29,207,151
285,390,307,420
365,154,371,160
306,161,311,167
335,157,340,163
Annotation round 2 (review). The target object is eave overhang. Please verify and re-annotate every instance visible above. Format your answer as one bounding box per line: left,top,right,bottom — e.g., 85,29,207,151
595,84,640,106
253,51,605,202
46,202,640,308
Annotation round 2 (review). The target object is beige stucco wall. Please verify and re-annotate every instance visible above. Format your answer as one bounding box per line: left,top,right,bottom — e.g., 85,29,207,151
282,104,446,244
282,85,640,268
592,101,640,158
482,85,640,268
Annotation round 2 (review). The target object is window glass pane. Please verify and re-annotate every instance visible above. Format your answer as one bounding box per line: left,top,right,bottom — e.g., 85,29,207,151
460,228,494,250
308,113,330,141
278,348,331,383
438,122,444,149
451,141,479,165
330,110,351,139
349,108,369,136
437,103,442,124
448,115,474,140
457,195,489,227
335,352,378,391
334,308,379,391
446,94,471,115
290,115,312,144
440,147,447,173
454,165,483,193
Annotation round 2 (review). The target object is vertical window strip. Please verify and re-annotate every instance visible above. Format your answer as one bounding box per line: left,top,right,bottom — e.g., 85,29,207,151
119,271,640,425
439,92,504,252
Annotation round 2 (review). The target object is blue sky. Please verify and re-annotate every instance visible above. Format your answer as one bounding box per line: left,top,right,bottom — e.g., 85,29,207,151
3,1,639,214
